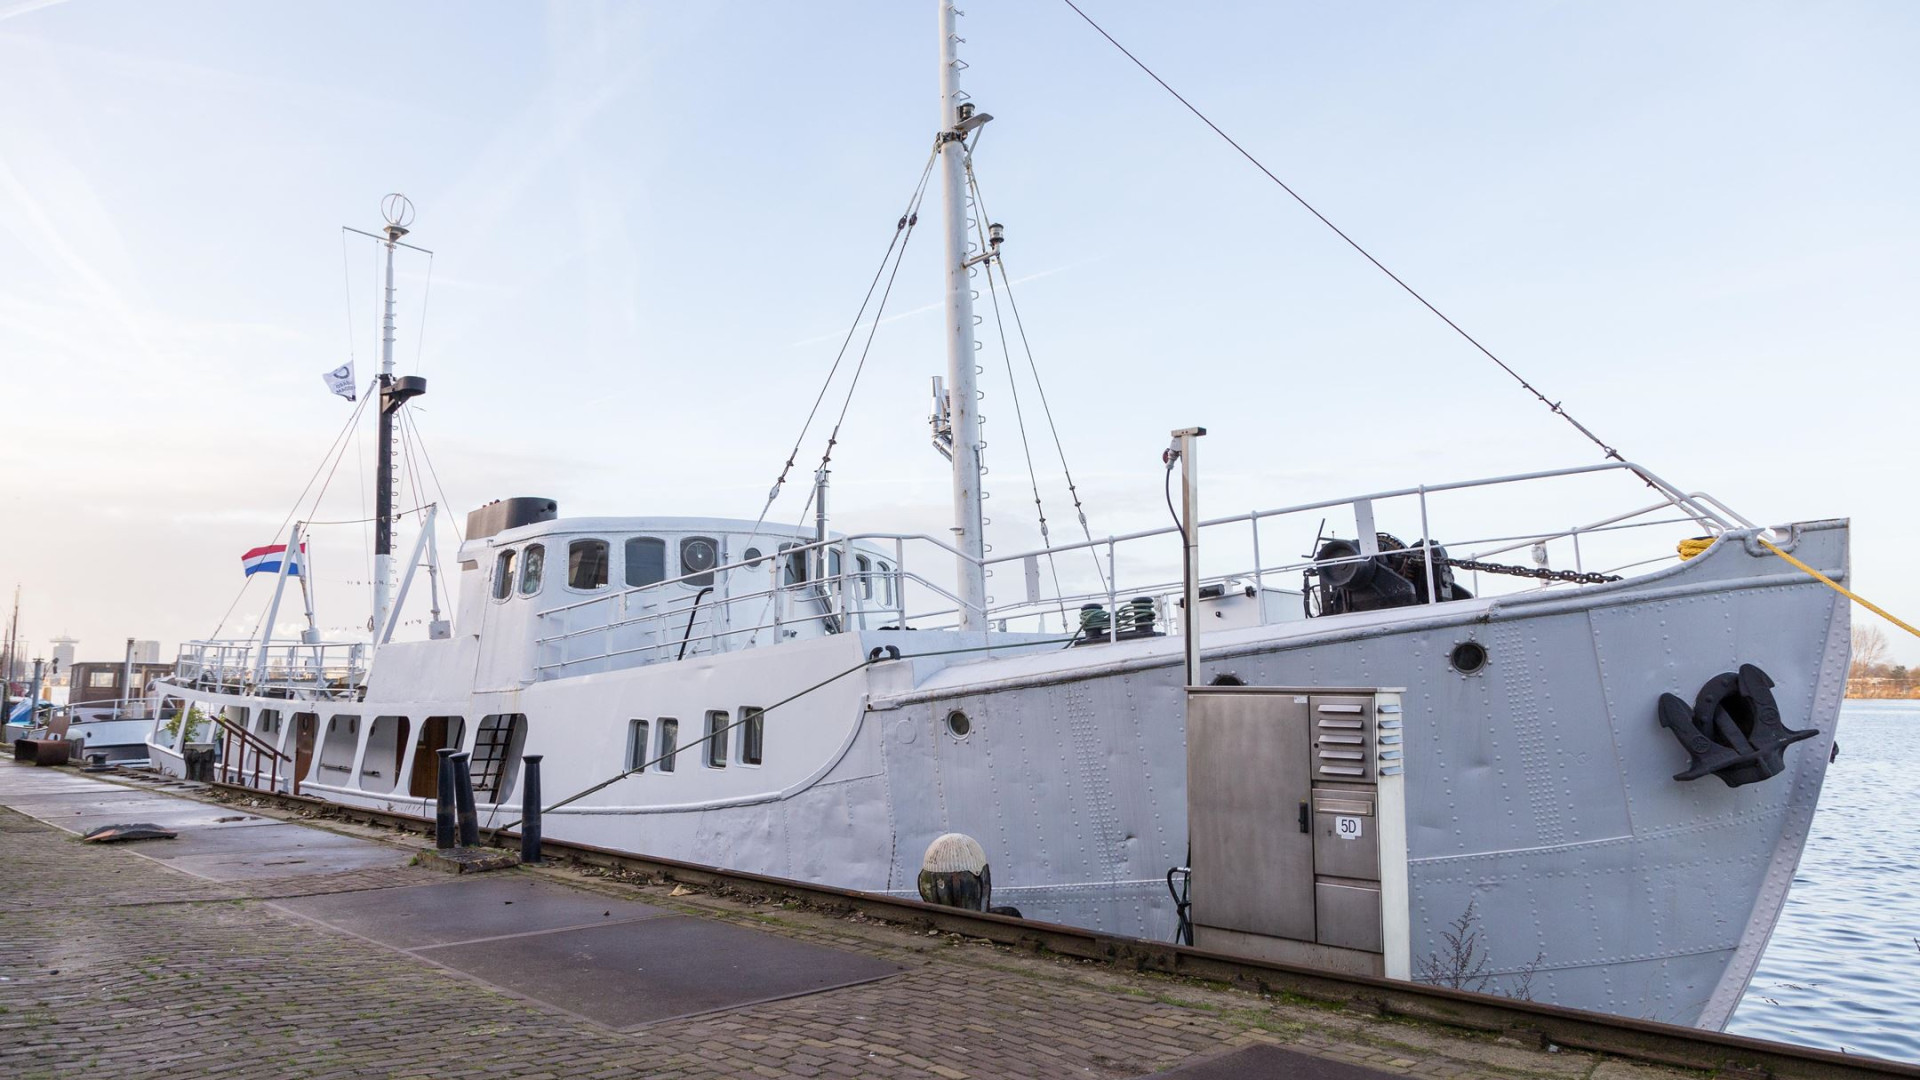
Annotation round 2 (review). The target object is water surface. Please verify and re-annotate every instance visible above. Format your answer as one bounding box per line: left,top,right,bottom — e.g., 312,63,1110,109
1725,700,1920,1063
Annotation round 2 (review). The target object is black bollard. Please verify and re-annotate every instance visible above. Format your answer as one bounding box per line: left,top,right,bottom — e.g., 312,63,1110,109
434,748,458,850
452,752,479,848
520,755,544,864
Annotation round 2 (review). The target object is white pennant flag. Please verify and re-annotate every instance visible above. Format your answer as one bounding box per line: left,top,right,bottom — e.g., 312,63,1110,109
322,361,357,402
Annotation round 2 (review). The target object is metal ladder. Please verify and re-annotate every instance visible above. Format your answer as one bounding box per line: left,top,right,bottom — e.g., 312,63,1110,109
469,719,516,800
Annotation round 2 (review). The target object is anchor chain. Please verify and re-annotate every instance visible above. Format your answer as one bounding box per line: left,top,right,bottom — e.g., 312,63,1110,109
1443,557,1621,585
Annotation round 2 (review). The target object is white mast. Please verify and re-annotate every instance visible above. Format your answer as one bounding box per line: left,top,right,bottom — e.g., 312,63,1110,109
370,194,420,646
939,1,989,631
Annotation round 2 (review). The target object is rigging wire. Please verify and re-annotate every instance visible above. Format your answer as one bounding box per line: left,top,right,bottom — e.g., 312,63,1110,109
773,170,934,605
338,229,359,372
411,250,436,373
728,155,938,640
965,168,1070,631
402,408,464,543
802,176,934,505
964,170,1110,596
1057,0,1631,469
749,151,940,540
484,634,1081,837
206,383,376,640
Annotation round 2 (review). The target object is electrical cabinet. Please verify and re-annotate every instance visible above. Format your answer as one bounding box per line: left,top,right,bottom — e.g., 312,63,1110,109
1187,686,1406,977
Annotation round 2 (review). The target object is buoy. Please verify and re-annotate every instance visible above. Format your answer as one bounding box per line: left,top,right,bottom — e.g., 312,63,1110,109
918,832,990,912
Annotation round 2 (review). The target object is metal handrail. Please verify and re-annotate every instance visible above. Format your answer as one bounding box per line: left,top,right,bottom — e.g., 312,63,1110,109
520,461,1744,670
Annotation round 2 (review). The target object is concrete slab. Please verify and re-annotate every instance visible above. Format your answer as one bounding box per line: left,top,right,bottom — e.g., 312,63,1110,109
58,807,278,833
1152,1045,1398,1078
4,795,209,831
162,844,416,882
415,914,903,1029
6,796,276,834
0,765,112,795
133,822,369,859
274,876,667,948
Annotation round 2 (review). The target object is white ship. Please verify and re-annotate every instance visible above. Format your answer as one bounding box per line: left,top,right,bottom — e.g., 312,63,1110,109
144,3,1847,1029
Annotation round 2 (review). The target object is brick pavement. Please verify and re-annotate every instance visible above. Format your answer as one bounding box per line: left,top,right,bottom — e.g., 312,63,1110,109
0,793,1695,1080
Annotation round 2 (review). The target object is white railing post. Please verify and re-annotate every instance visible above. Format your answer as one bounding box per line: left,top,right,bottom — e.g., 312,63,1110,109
1106,538,1118,645
1354,498,1379,556
1418,485,1437,605
894,538,908,628
1250,514,1265,625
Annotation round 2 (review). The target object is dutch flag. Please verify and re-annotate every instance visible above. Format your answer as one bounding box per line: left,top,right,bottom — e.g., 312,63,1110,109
241,542,305,578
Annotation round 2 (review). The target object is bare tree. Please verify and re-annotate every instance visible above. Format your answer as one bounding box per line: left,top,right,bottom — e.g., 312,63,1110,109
1851,624,1890,682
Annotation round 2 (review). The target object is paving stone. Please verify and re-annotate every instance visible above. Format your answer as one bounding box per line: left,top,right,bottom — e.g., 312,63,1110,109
0,764,1711,1080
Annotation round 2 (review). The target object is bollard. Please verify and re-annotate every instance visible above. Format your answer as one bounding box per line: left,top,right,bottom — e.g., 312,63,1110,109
452,752,479,848
520,755,544,864
435,748,458,849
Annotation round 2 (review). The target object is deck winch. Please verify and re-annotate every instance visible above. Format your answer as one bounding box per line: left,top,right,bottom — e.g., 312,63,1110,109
1307,534,1470,617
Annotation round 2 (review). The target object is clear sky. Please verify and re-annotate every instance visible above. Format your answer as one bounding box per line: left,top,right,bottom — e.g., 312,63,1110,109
2,1,1916,666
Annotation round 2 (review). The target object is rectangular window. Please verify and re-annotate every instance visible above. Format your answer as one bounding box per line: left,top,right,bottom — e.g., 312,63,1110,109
705,710,729,768
857,555,872,599
568,539,610,590
519,543,545,595
780,543,807,585
879,562,894,606
493,549,517,600
88,671,118,689
626,719,650,772
739,706,764,766
625,537,666,588
656,718,678,772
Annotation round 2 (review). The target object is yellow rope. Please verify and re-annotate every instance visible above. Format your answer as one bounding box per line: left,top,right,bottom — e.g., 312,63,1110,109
1677,537,1712,560
1757,536,1920,641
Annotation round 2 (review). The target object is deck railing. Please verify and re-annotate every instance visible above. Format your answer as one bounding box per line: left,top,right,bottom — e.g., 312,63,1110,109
531,460,1744,672
171,640,368,700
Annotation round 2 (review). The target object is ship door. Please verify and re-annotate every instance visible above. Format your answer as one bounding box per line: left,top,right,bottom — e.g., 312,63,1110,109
408,716,466,799
1187,691,1318,941
292,713,318,795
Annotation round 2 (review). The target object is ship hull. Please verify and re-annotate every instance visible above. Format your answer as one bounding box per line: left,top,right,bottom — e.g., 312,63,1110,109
148,520,1848,1028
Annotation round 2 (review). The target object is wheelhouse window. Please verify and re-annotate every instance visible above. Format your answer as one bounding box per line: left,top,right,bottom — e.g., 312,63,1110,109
626,719,650,772
519,544,545,596
878,561,894,606
739,706,764,766
705,710,729,768
856,555,873,599
681,536,718,587
568,540,610,590
493,549,516,600
657,718,679,772
625,537,666,588
780,542,807,585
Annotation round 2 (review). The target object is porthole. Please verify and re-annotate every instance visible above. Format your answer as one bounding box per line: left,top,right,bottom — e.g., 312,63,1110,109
743,547,764,568
1209,673,1246,686
944,709,972,739
1449,641,1488,675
